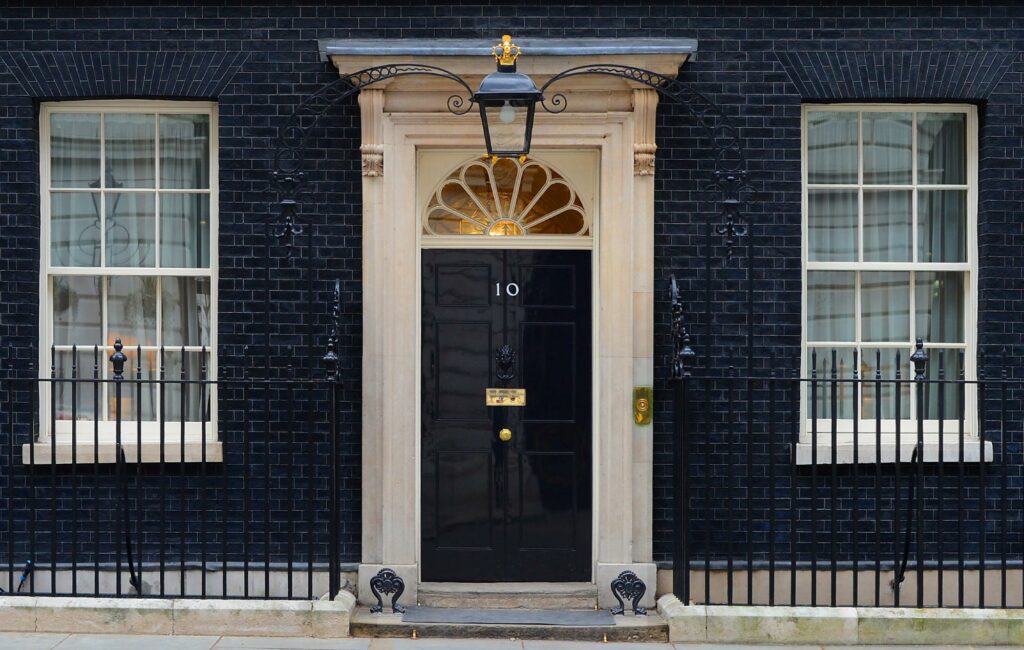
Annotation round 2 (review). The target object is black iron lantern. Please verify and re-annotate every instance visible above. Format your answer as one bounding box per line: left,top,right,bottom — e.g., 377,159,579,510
473,35,543,158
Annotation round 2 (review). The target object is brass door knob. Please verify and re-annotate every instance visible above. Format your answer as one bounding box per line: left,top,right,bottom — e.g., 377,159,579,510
498,428,512,442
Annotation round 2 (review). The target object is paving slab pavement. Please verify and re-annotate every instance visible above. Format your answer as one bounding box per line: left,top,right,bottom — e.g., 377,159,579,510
0,633,1013,649
53,635,222,649
212,637,370,649
0,633,71,650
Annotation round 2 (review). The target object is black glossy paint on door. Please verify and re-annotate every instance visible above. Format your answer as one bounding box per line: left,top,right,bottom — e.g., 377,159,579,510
421,249,592,582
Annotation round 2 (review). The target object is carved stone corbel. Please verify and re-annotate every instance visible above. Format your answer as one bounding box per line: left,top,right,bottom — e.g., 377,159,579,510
633,143,656,176
360,144,384,177
358,89,385,177
632,88,659,176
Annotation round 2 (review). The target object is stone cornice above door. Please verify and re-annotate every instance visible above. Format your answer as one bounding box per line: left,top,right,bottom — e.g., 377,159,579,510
319,37,695,113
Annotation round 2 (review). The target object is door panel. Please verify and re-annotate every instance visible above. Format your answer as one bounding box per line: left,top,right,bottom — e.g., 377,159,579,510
436,450,495,549
517,451,577,550
421,249,591,582
434,321,491,421
506,251,591,581
521,322,576,421
422,252,504,581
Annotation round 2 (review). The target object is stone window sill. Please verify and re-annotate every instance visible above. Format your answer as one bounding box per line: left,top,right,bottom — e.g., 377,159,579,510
794,439,993,465
21,441,223,465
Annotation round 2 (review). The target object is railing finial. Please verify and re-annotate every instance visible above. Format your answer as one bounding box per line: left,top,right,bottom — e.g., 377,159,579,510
322,280,342,382
670,275,696,379
911,338,928,380
110,338,127,381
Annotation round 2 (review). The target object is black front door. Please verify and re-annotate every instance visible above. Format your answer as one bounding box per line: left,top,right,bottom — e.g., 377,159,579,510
421,249,592,582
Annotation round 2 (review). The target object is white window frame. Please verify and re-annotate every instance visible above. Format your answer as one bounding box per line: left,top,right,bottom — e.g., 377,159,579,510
36,100,218,456
799,103,986,464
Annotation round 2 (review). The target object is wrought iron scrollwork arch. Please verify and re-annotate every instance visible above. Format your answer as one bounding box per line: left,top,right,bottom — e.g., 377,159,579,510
538,64,752,257
267,64,475,250
269,62,751,257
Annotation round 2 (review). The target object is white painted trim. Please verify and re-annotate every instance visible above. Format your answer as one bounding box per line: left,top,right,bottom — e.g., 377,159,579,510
793,438,993,465
356,107,651,601
800,104,979,458
37,100,219,454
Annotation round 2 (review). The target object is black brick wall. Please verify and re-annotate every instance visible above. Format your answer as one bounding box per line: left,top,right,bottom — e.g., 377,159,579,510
0,0,1021,573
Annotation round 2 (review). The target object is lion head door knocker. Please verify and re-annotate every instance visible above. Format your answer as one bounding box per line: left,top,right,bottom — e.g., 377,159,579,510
495,344,516,381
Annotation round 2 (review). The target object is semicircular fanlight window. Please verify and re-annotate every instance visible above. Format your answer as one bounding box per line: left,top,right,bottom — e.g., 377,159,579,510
424,157,589,236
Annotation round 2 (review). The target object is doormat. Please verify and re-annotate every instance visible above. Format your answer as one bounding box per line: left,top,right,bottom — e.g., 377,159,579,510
402,606,615,626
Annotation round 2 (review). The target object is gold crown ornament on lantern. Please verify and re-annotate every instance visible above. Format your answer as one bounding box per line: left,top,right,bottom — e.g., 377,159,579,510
492,35,521,67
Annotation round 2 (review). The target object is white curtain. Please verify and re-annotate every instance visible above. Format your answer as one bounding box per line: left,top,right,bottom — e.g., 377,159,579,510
807,111,857,184
863,190,911,262
158,114,211,421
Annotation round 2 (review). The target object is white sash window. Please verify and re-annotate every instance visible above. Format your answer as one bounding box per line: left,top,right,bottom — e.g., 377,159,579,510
39,101,218,450
800,105,982,463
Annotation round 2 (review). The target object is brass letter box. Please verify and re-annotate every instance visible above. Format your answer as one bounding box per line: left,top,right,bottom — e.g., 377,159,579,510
486,388,526,407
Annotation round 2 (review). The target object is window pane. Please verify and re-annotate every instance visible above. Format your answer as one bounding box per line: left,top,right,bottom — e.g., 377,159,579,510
808,189,857,261
163,351,211,422
51,192,101,266
162,277,211,347
160,114,210,189
106,192,155,267
915,272,965,343
921,348,964,420
863,190,911,262
862,272,910,342
529,209,585,235
807,111,858,184
51,113,100,188
108,346,156,421
107,276,157,347
104,114,155,188
160,194,210,268
53,276,102,345
807,271,855,342
917,113,966,185
918,189,966,263
861,348,910,420
482,102,528,154
863,112,912,184
53,349,98,422
808,347,856,421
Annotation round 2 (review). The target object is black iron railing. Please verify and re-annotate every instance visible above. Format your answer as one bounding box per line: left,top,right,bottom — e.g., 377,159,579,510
670,337,1020,608
0,339,346,600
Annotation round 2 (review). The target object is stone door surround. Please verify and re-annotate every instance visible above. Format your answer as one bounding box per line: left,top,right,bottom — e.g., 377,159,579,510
320,37,695,608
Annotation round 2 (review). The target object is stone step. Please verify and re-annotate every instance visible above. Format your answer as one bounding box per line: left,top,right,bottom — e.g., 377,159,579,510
351,608,668,642
417,581,598,609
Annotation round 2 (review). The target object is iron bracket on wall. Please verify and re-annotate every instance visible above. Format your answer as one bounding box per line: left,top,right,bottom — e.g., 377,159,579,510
539,64,753,261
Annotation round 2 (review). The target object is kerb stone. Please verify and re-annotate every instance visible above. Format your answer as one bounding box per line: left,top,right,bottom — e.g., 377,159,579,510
0,596,37,632
859,606,1010,646
310,590,357,638
656,593,706,643
33,596,174,634
705,605,857,645
172,599,313,637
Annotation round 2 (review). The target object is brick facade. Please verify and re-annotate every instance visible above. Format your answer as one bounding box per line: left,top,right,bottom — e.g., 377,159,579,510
0,1,1021,571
